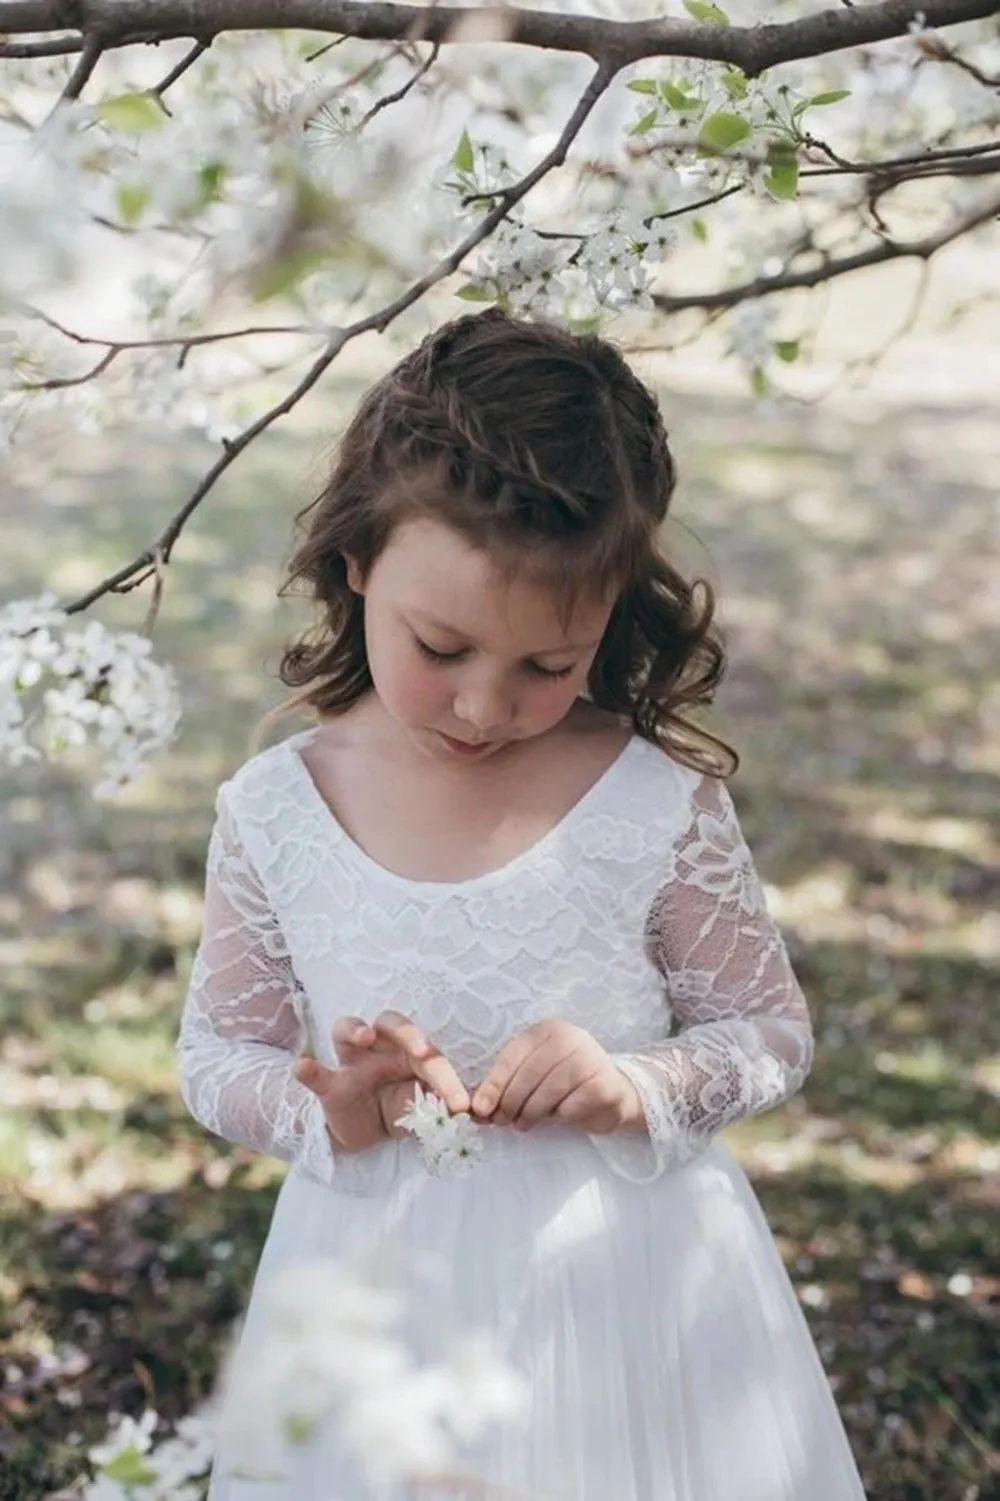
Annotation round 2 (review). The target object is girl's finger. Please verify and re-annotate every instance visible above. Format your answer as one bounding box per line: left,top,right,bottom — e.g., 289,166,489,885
332,1016,376,1062
493,1038,576,1123
372,1010,432,1060
513,1058,601,1129
374,1011,469,1114
330,1014,373,1050
294,1057,338,1097
471,1031,542,1118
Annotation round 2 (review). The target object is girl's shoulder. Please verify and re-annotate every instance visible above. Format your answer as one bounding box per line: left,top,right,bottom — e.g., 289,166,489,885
213,727,316,816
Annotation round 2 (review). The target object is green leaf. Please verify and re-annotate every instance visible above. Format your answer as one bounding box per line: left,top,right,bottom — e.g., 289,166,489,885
104,1448,157,1486
284,1412,319,1446
660,80,702,112
721,68,748,100
456,283,495,302
810,89,851,107
774,340,801,363
97,92,163,135
765,154,799,200
199,161,227,198
627,79,657,95
630,107,660,136
750,365,769,399
115,182,148,225
452,128,475,176
683,0,730,25
691,217,709,242
698,112,752,153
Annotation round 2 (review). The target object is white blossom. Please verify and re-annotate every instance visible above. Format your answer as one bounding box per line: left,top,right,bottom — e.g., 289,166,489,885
395,1086,485,1177
726,301,779,372
212,1253,525,1492
0,596,181,796
88,1407,159,1465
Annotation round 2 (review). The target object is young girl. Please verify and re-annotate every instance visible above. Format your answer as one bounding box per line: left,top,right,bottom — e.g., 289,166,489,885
177,308,868,1500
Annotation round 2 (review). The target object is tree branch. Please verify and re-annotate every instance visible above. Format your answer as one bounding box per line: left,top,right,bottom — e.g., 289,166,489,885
0,33,84,55
654,190,1000,313
1,0,998,73
12,308,319,390
63,58,616,614
801,137,1000,178
50,28,102,105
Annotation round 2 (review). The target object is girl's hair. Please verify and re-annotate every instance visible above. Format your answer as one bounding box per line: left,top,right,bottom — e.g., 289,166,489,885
257,307,737,778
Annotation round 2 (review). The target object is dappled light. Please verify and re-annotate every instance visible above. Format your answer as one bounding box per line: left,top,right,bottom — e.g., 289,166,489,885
2,380,997,1496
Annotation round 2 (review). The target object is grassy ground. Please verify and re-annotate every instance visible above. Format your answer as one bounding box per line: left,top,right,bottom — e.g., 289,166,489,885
0,387,997,1500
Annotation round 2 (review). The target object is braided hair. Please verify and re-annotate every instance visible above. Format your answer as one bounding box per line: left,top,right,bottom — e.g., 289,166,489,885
269,308,736,778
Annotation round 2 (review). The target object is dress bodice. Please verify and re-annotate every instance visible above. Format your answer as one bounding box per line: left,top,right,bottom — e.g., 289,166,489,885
177,729,813,1187
228,729,699,1082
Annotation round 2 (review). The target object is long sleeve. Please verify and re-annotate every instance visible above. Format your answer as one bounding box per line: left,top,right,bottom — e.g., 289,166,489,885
593,774,814,1183
176,784,337,1185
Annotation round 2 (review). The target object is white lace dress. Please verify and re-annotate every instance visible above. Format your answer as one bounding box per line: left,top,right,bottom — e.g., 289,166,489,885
177,728,868,1501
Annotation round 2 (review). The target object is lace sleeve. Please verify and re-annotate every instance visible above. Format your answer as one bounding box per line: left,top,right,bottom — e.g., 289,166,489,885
592,775,814,1183
175,783,337,1185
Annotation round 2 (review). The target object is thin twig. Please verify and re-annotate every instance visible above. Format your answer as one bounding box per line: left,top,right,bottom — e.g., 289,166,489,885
360,40,440,127
48,29,102,110
63,59,618,616
914,32,1000,90
305,35,349,63
17,304,316,353
152,39,209,106
654,189,1000,313
801,136,1000,178
23,348,118,392
293,45,396,132
141,546,167,634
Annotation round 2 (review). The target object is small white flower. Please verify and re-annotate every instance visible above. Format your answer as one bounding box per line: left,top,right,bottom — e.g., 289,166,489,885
88,1407,159,1464
0,592,66,635
395,1087,484,1178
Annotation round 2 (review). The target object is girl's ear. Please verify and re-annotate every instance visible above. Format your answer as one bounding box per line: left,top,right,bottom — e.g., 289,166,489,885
344,555,365,594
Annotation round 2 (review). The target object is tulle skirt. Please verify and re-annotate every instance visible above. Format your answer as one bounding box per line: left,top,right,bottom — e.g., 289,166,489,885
208,1129,867,1501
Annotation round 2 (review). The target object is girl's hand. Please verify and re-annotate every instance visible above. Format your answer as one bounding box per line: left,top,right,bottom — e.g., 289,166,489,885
470,1019,644,1136
295,1010,470,1154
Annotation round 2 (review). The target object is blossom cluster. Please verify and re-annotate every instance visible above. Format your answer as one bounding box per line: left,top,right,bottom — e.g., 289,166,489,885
396,1085,485,1177
0,593,181,798
0,9,994,464
84,1408,214,1501
212,1254,525,1491
81,1251,525,1496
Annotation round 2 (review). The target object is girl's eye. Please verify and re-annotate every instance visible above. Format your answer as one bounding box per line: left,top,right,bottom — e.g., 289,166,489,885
414,635,574,679
415,638,464,665
527,662,574,681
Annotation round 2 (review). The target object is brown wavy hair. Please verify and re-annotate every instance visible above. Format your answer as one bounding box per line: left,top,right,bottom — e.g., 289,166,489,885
259,307,737,778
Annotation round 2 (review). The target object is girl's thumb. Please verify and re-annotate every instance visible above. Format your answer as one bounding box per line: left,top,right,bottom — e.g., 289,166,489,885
295,1058,330,1095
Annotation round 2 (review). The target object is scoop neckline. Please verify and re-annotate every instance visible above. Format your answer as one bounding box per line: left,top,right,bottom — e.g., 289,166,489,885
282,728,640,895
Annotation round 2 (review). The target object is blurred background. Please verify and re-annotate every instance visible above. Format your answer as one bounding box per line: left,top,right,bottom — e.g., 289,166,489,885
1,243,998,1499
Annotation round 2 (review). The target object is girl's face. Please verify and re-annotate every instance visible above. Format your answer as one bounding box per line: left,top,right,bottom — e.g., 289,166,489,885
348,517,615,765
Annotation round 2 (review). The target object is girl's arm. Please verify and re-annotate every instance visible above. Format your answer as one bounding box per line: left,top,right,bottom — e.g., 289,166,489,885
176,786,338,1185
592,774,814,1183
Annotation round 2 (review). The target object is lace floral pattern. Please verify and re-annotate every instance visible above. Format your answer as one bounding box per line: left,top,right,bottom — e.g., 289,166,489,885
598,775,814,1181
176,731,813,1190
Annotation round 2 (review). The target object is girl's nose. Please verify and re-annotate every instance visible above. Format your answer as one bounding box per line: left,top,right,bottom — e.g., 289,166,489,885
454,682,516,739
